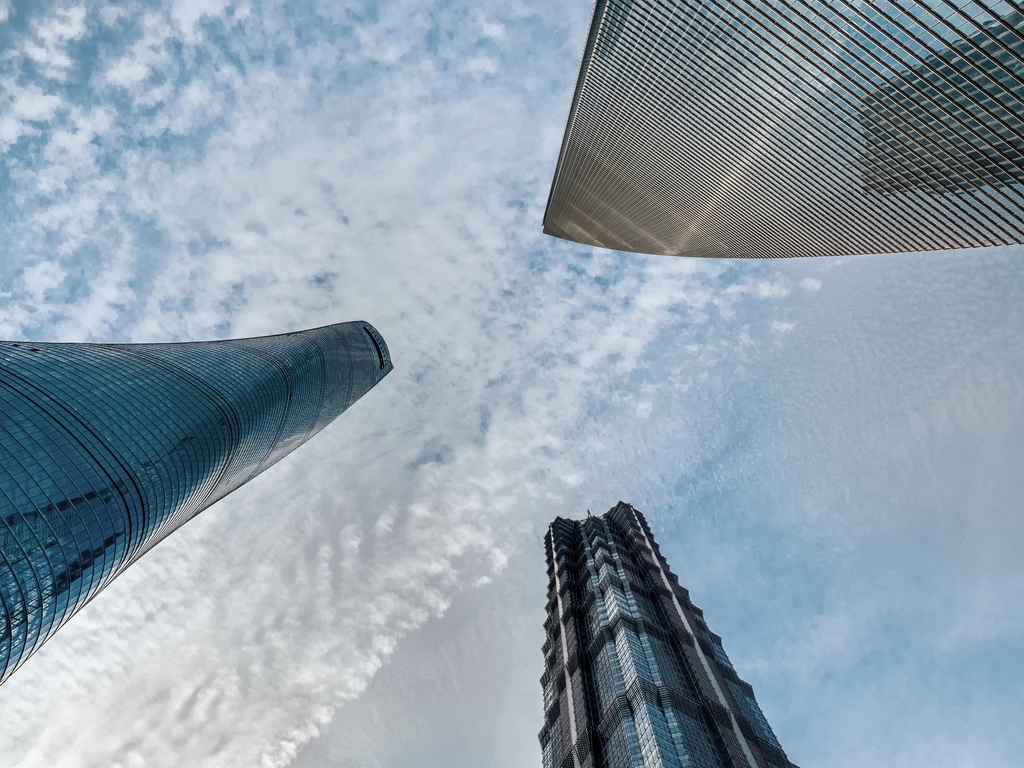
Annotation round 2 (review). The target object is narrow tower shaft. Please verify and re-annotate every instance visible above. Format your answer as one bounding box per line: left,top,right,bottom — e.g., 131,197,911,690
540,502,797,768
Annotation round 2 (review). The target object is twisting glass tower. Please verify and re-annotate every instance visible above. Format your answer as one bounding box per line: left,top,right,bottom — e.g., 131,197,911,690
0,321,392,684
543,0,1024,257
540,502,797,768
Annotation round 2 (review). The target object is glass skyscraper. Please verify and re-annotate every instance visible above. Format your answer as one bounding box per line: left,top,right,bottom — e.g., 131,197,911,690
543,0,1024,257
0,321,392,684
540,503,797,768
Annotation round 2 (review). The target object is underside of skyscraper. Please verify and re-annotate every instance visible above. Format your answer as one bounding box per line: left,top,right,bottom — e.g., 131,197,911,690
543,0,1024,257
0,321,392,684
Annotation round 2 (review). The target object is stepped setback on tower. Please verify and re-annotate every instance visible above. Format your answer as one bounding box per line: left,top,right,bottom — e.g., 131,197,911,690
540,503,797,768
0,321,392,685
543,0,1024,257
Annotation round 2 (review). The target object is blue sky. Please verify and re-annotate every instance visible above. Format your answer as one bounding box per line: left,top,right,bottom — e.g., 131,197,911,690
0,1,1022,767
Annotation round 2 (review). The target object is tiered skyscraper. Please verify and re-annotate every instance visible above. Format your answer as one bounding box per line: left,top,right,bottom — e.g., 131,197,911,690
0,321,392,684
540,503,797,768
543,0,1024,257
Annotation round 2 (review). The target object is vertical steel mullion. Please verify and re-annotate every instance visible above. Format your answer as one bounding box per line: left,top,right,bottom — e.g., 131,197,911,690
594,12,845,257
681,0,998,245
838,0,1024,188
557,1,677,236
777,0,1024,238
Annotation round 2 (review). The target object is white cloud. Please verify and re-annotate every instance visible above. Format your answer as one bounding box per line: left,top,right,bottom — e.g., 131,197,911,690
0,115,25,147
756,279,790,298
106,56,150,87
480,19,506,41
466,56,498,76
20,261,66,302
99,5,131,27
170,0,231,39
23,6,88,79
0,80,65,152
9,86,63,121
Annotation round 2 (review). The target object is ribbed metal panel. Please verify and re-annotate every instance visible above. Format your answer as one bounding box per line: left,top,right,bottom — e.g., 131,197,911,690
544,0,1024,257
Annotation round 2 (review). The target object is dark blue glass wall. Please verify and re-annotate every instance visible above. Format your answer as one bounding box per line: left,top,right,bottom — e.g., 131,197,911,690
0,321,392,684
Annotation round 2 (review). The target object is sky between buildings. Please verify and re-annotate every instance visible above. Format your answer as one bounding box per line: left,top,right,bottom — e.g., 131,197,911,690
0,1,1021,767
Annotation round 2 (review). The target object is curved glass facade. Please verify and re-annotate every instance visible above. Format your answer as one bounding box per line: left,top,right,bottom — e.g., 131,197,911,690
0,321,392,684
544,0,1024,257
540,503,797,768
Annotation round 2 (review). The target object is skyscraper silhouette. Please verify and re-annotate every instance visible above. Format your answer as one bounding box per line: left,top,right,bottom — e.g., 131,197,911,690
543,0,1024,257
540,503,797,768
0,321,392,684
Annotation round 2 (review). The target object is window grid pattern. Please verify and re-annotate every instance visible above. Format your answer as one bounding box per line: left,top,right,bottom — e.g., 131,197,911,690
0,321,392,684
543,0,1024,257
539,503,798,768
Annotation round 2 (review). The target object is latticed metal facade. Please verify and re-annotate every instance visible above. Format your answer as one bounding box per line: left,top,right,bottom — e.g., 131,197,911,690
543,0,1024,257
0,321,392,684
539,503,797,768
